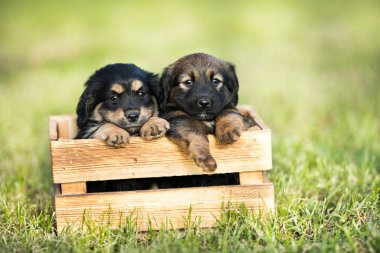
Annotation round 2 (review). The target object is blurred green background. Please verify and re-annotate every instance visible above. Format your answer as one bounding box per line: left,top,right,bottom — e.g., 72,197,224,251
0,0,379,251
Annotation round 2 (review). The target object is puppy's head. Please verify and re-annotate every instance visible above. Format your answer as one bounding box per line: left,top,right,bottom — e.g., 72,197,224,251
160,53,239,121
76,63,160,134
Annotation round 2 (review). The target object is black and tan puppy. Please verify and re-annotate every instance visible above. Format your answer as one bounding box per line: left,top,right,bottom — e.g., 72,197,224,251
76,63,169,145
160,53,254,172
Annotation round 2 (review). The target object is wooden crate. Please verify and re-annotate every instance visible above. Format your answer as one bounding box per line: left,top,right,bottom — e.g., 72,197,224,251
49,107,274,233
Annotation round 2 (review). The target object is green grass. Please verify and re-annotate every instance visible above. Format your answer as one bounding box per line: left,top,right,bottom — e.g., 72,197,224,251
0,0,379,252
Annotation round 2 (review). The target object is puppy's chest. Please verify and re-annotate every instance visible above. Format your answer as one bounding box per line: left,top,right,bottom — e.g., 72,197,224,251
202,120,215,133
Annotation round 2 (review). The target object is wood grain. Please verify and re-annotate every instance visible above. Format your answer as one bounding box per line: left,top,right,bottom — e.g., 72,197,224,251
50,106,272,183
239,171,264,185
50,106,275,233
55,183,275,233
50,115,78,139
51,129,272,183
61,182,87,195
49,118,58,140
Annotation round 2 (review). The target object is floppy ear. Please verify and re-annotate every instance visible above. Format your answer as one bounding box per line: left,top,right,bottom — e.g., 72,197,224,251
76,85,96,128
224,62,239,106
158,67,173,110
147,73,161,101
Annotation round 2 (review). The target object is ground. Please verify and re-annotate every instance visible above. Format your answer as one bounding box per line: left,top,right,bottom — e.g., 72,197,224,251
0,0,379,252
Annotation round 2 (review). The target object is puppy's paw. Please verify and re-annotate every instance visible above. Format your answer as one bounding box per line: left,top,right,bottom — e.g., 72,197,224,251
215,126,243,144
105,128,130,147
140,117,170,140
188,141,217,172
215,120,244,144
93,123,130,147
195,154,217,172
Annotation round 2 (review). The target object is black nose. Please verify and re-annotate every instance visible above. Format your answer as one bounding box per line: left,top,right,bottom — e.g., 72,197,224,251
126,112,139,122
197,98,211,108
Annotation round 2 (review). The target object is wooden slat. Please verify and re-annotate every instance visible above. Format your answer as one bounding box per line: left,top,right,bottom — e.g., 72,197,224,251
51,129,272,183
49,118,58,140
58,120,70,139
61,182,87,195
55,182,275,233
239,171,264,185
50,115,78,139
49,106,272,183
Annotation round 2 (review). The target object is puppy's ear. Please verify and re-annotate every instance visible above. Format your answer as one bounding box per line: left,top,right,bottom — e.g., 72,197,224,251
158,67,173,110
148,73,161,101
224,62,239,106
76,85,95,128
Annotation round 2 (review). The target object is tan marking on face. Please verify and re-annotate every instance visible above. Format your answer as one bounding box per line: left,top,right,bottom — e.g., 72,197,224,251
212,73,224,91
213,73,224,82
179,68,200,82
178,73,192,83
192,70,200,81
178,73,192,92
90,103,103,122
179,83,190,92
105,108,125,124
111,84,124,94
140,106,154,120
131,80,143,91
205,67,218,80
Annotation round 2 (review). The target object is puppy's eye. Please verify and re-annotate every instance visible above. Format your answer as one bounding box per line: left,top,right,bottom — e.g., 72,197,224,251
212,78,222,85
183,80,193,86
110,95,119,102
138,91,146,97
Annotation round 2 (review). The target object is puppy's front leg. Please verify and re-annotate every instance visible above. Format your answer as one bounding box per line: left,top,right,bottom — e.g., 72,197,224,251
186,133,217,172
215,108,246,144
92,123,130,147
167,119,217,172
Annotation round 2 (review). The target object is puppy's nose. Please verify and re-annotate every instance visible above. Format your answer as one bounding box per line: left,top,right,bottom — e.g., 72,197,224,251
197,98,211,108
126,112,139,122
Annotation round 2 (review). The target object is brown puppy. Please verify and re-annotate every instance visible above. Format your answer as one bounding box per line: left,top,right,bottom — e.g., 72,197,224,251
76,63,169,146
160,53,254,172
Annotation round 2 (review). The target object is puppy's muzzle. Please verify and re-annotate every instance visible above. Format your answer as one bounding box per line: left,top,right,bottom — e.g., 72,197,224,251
197,98,211,108
126,111,140,122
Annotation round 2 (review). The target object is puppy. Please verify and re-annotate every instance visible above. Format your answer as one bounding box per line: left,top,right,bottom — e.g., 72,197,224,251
160,53,254,172
75,63,169,145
